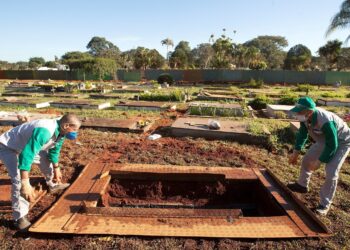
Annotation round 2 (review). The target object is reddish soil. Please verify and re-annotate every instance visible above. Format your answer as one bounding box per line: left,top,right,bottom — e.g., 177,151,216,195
105,179,233,207
0,125,348,249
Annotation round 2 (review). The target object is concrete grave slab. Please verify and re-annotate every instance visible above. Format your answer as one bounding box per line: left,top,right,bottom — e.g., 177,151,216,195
0,98,51,109
170,117,266,145
317,98,350,107
115,101,176,111
266,104,295,118
0,111,59,126
50,100,111,110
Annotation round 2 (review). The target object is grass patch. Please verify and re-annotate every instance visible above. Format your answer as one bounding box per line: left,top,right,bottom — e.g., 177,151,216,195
189,105,244,117
247,118,294,151
248,94,273,110
139,88,197,102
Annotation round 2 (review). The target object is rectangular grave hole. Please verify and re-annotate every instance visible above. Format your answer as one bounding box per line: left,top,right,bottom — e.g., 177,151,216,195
96,172,286,217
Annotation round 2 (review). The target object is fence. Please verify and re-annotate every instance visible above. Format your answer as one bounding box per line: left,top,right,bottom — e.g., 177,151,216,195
1,69,350,85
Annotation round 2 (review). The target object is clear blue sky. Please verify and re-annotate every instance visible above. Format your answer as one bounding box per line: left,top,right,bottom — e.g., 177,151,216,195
0,0,348,62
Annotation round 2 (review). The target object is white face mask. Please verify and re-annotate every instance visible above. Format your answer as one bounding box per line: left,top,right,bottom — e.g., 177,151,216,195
296,114,307,122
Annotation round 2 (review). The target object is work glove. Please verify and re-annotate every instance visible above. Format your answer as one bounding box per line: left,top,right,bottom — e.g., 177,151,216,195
20,178,37,202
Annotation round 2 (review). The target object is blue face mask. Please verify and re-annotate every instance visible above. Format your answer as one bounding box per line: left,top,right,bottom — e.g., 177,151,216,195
66,131,78,140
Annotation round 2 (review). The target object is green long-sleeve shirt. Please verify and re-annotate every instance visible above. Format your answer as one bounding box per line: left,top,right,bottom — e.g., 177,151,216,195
18,121,65,171
294,111,338,163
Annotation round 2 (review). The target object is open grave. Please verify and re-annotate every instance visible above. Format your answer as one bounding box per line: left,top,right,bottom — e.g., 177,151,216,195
170,117,267,145
115,101,176,111
80,117,153,133
0,176,46,213
188,102,244,117
0,97,51,109
30,162,331,238
266,104,295,119
50,100,111,110
317,98,350,107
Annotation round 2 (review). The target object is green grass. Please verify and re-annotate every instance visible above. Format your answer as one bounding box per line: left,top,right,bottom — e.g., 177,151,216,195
189,105,244,117
0,105,160,119
247,118,294,151
139,88,198,102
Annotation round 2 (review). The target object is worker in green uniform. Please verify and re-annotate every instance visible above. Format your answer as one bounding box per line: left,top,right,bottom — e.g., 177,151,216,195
288,97,350,215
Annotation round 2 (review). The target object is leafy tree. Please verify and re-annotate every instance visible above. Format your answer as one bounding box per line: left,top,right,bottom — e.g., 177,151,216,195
148,49,165,69
249,60,267,70
131,47,165,69
44,61,57,68
337,47,350,70
13,61,29,70
310,56,327,71
62,51,92,61
211,37,234,68
191,43,215,68
284,44,312,71
28,57,45,69
61,51,93,70
233,44,262,68
0,61,11,70
86,36,121,60
0,61,29,70
120,49,136,69
244,36,288,69
318,40,342,70
169,41,192,68
326,0,350,42
232,44,248,68
83,58,117,81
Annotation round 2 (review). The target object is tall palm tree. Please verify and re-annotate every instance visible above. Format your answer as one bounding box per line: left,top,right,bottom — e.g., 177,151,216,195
209,34,215,44
161,38,174,62
326,0,350,42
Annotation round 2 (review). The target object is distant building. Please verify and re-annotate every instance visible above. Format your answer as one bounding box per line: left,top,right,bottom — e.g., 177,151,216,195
37,64,69,71
37,66,58,71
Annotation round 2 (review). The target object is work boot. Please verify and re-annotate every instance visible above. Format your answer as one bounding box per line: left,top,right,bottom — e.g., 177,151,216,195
49,183,70,194
287,182,308,193
315,205,330,216
14,216,31,231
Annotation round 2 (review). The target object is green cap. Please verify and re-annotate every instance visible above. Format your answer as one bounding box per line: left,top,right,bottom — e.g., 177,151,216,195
290,96,316,113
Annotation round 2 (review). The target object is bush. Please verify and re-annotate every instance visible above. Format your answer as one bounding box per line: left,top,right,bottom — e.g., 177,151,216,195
240,78,264,89
189,105,243,117
139,88,185,102
248,94,272,110
157,73,174,85
278,94,298,105
295,84,315,93
248,60,267,70
274,111,288,119
320,91,343,98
